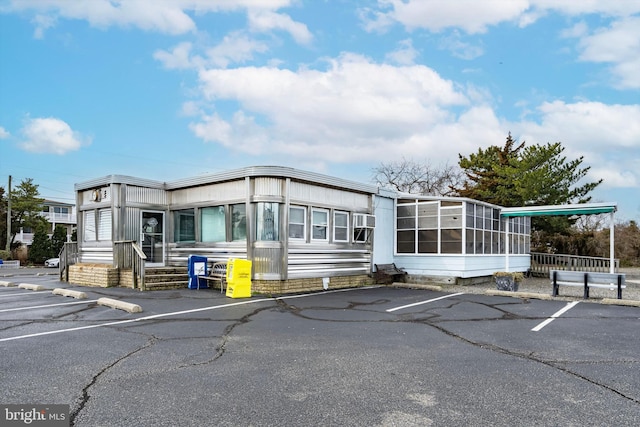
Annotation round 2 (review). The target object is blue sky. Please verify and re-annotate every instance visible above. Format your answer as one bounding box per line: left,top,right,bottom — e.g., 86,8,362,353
1,1,639,221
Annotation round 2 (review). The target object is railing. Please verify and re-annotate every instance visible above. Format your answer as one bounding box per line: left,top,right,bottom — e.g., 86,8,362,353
114,240,147,291
530,252,619,276
41,211,77,224
59,242,79,281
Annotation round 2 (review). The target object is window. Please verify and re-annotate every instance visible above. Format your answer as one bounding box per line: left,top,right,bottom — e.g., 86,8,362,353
417,202,438,254
174,209,195,242
334,211,349,242
396,203,416,253
256,202,279,241
84,210,96,242
289,206,306,240
231,204,247,241
311,209,328,241
201,206,226,242
98,209,112,241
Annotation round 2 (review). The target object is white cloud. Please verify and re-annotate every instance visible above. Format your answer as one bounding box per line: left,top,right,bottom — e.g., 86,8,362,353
19,117,91,154
514,101,640,189
363,0,530,34
4,0,295,36
206,32,270,68
386,39,419,65
189,53,509,165
0,126,10,139
247,10,313,45
363,0,640,34
438,31,484,60
576,16,640,89
154,42,198,70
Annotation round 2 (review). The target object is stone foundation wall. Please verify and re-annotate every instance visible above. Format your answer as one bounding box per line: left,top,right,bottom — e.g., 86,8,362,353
68,264,119,288
252,275,373,295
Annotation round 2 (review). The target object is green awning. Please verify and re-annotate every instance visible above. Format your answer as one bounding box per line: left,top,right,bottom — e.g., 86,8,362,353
501,203,617,217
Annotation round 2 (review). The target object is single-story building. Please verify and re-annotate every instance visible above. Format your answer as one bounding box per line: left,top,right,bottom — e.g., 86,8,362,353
65,165,609,293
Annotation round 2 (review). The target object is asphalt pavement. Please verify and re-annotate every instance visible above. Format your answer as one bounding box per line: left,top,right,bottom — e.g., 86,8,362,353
1,271,638,426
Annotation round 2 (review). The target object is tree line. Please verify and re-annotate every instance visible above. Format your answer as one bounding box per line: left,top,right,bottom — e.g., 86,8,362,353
0,178,74,264
372,133,640,267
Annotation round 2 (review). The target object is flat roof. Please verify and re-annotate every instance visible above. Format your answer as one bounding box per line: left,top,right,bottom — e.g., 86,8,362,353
500,202,617,217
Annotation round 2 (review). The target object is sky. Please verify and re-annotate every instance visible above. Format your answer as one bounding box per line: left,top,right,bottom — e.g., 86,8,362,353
0,0,639,221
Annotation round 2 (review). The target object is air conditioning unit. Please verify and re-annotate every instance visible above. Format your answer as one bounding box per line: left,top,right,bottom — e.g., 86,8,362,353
353,214,375,229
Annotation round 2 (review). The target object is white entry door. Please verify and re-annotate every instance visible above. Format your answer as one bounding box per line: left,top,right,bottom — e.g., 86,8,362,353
141,211,165,266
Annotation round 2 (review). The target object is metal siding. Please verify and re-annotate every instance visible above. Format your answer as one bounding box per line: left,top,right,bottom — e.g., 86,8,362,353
393,254,531,278
166,243,248,266
79,247,114,264
171,181,246,205
289,182,370,210
287,245,371,278
253,246,284,279
253,177,284,197
124,207,141,241
126,186,168,205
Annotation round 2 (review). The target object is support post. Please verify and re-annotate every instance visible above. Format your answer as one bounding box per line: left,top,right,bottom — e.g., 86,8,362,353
610,211,615,274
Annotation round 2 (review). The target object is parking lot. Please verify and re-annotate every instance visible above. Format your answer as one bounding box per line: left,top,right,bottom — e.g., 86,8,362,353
1,272,639,426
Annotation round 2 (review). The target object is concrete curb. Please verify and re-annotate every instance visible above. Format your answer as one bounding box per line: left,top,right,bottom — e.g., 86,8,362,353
485,290,553,300
52,288,88,299
97,297,142,313
0,280,16,287
391,282,444,292
18,283,45,291
602,298,640,307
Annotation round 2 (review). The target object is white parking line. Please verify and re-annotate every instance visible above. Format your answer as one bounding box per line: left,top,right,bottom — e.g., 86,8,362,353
531,301,580,332
386,292,465,312
0,291,48,298
0,286,374,342
0,300,99,313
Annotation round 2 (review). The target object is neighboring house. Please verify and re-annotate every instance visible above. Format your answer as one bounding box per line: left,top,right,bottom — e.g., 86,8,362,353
69,166,539,293
15,199,77,246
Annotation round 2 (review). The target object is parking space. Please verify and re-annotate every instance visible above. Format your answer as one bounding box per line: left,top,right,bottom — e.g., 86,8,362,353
1,275,639,426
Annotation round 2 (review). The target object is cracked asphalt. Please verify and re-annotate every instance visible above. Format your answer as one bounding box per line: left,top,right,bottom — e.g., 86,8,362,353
1,272,639,426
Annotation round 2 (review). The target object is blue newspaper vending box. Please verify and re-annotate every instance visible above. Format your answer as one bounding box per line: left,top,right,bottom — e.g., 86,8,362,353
188,255,208,289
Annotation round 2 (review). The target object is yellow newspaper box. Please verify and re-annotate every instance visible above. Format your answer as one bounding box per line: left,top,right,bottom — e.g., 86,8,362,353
225,258,252,298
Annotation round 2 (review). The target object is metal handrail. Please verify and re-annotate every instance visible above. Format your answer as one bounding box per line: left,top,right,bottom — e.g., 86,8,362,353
59,242,78,282
114,240,147,290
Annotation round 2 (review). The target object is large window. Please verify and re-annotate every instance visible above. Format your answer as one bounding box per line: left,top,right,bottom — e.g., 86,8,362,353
83,210,96,242
201,206,226,242
311,208,329,241
83,209,111,242
289,206,306,240
231,204,247,241
256,202,279,241
334,211,349,242
98,209,112,241
396,204,416,253
174,209,195,242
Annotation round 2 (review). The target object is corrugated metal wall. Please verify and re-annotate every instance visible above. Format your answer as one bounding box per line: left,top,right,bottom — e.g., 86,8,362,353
171,181,246,205
289,181,370,210
126,186,168,204
287,245,371,279
79,246,114,264
253,177,284,198
253,246,284,280
166,243,248,267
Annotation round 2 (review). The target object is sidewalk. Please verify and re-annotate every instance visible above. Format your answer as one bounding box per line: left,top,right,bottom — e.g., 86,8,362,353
399,268,640,307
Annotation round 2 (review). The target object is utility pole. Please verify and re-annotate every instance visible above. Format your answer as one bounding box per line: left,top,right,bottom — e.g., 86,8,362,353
5,175,11,252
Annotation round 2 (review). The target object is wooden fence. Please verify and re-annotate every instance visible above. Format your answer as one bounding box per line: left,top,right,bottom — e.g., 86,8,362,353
530,252,619,276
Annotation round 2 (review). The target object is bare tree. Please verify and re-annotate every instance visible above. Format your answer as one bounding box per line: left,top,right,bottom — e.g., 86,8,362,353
371,158,464,196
